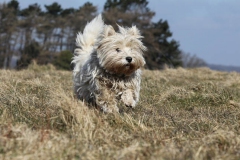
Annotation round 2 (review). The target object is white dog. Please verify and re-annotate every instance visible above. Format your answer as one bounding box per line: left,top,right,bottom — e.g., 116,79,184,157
72,15,146,112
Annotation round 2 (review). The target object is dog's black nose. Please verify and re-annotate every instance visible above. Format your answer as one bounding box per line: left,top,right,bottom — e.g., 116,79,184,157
126,57,132,63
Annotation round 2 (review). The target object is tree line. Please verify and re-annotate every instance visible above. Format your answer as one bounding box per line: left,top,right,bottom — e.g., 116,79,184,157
0,0,206,70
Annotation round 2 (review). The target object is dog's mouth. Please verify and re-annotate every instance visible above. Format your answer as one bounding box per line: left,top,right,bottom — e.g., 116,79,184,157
124,63,137,73
125,63,132,69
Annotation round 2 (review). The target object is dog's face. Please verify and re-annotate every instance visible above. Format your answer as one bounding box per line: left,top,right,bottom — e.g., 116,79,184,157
97,25,146,76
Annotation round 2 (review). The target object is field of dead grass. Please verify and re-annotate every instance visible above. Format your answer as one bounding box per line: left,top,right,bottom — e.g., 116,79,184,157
1,63,240,160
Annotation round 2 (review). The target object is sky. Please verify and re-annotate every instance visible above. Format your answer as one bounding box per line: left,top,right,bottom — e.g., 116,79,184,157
1,0,240,66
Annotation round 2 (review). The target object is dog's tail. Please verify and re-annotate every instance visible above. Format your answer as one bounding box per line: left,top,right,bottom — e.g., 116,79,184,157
74,14,104,55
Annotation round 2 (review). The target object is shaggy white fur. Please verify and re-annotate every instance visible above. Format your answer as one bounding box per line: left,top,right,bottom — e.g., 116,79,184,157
72,14,146,112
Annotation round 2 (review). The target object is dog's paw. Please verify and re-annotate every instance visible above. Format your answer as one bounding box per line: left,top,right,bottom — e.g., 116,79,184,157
121,89,136,108
98,102,119,113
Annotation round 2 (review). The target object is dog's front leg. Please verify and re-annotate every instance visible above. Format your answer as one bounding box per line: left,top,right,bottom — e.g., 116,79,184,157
121,89,136,108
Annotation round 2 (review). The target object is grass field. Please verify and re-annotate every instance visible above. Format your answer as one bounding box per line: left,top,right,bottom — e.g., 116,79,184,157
1,63,240,160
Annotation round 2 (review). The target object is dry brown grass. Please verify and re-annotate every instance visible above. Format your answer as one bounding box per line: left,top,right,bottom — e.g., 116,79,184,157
1,63,240,160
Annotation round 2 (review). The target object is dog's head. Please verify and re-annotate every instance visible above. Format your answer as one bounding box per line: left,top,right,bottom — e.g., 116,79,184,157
97,25,146,76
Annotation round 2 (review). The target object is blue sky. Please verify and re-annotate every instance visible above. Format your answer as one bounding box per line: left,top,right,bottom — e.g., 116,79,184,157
1,0,240,66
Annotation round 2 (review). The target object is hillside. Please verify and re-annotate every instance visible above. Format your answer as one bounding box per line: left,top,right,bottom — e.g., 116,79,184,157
1,64,240,160
208,64,240,72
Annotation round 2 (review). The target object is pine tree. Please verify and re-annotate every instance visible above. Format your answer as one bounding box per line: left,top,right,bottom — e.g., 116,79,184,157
17,41,40,69
53,50,73,70
149,20,182,68
0,0,19,68
44,2,62,16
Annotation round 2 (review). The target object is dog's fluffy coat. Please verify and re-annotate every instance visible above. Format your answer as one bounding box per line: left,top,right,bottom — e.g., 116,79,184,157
72,15,146,112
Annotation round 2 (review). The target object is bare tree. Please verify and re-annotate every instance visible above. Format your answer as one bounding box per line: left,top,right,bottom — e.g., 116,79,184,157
0,1,19,69
181,52,207,68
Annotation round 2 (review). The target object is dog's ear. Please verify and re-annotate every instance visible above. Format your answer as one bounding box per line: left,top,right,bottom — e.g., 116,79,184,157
127,26,141,37
118,24,126,34
103,25,115,37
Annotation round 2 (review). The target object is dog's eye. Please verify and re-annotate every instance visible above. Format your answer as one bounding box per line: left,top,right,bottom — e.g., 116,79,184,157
116,48,121,52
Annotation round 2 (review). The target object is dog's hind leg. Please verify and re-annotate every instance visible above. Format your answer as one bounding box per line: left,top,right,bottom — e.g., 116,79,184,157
95,88,119,113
